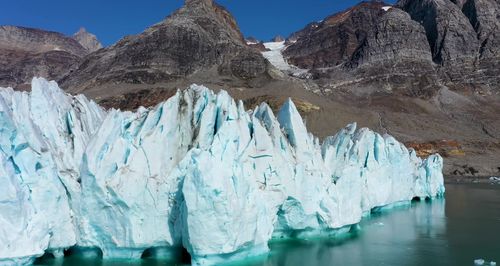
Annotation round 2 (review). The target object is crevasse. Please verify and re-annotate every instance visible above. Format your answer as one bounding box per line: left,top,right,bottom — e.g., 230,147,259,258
0,78,445,265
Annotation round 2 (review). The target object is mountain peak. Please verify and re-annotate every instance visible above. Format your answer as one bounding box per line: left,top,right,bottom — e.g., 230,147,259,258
72,27,102,53
75,27,88,34
60,0,271,96
185,0,213,8
271,35,285,42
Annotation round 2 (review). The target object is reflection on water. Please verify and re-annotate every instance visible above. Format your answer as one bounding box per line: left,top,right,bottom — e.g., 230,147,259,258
444,184,500,266
36,184,500,266
257,198,448,266
254,184,500,266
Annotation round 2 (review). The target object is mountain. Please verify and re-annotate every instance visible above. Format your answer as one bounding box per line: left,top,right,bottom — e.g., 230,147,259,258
284,2,388,69
397,0,500,89
1,0,498,178
59,0,281,99
271,35,285,42
0,26,100,89
0,78,444,265
278,0,500,177
285,21,320,45
72,27,103,53
245,36,269,51
284,0,500,92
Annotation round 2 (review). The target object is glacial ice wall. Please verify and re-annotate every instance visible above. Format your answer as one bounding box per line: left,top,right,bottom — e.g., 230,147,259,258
0,78,445,265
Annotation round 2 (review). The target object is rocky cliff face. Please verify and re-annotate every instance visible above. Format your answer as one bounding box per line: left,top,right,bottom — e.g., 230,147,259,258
283,1,387,69
345,7,440,97
460,0,500,89
60,0,275,97
279,0,500,177
284,0,499,94
0,26,100,89
245,37,269,52
73,27,103,53
349,8,433,68
0,26,88,56
282,1,443,97
0,49,81,90
397,0,481,86
463,0,500,59
285,22,320,45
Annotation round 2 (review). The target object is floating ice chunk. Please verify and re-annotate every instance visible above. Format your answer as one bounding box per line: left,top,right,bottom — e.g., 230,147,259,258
475,259,485,265
490,177,500,183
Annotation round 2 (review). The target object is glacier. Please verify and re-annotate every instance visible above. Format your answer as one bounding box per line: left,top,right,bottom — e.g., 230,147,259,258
262,41,311,79
0,78,445,265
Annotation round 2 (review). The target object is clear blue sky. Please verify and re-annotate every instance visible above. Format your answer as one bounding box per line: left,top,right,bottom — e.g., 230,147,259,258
0,0,396,46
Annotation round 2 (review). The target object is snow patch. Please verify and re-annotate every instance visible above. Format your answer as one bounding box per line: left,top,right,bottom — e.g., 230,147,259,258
262,41,311,79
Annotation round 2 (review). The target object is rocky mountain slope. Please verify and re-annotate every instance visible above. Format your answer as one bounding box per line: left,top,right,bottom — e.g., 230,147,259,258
73,27,103,53
0,26,101,89
284,0,499,93
276,0,500,177
59,0,280,99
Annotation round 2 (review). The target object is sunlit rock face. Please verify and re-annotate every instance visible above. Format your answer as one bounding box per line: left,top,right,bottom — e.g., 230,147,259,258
0,78,445,265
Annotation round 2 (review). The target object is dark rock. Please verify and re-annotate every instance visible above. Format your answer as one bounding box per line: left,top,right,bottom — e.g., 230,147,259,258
228,50,268,80
450,0,468,8
60,0,274,95
461,0,500,88
346,7,440,98
245,37,269,52
397,0,480,83
271,35,285,42
0,26,93,88
283,1,387,69
245,36,260,44
285,22,320,45
0,49,81,89
462,0,500,59
0,26,88,56
395,0,500,89
284,0,498,94
349,8,433,67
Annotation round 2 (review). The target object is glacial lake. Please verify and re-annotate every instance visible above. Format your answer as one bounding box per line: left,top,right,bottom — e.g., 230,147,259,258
35,183,500,266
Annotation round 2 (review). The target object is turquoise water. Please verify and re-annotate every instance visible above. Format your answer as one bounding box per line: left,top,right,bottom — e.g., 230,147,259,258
36,183,500,266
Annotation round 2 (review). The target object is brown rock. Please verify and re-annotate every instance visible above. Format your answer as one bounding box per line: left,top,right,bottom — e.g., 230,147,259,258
73,27,103,53
283,1,387,69
397,0,480,83
60,0,274,96
0,26,92,88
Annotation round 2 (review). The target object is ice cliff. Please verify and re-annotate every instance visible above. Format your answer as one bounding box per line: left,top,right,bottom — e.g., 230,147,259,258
0,78,445,265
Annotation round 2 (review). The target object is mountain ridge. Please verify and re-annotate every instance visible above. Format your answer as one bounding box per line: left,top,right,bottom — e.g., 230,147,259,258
0,25,101,89
73,27,103,53
59,0,278,97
